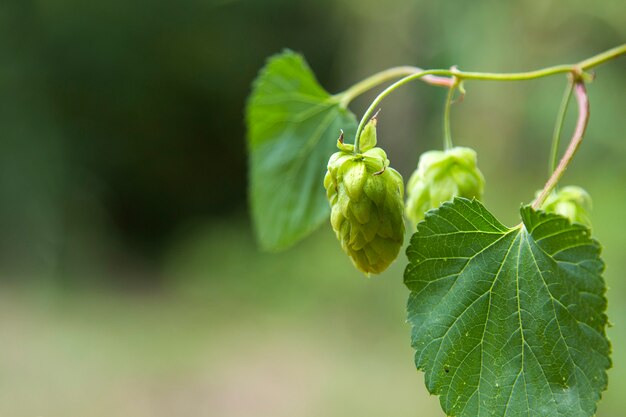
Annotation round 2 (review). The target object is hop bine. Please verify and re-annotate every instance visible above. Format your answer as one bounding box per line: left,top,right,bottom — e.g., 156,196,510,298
323,118,405,275
405,146,485,226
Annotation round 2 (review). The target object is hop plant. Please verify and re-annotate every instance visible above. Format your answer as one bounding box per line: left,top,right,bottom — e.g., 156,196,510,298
323,119,405,275
405,146,485,226
539,185,592,226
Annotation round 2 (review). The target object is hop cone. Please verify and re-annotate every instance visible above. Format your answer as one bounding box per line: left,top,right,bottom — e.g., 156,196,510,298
540,185,592,226
405,146,484,226
323,119,404,275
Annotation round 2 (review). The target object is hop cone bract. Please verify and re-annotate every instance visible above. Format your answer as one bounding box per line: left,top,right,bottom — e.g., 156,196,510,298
540,185,592,226
405,146,484,226
323,120,404,275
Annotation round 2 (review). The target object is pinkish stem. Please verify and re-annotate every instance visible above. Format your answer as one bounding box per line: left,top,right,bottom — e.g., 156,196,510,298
533,81,590,209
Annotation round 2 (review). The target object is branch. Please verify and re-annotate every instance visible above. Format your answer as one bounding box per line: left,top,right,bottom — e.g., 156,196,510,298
350,44,625,152
337,66,453,108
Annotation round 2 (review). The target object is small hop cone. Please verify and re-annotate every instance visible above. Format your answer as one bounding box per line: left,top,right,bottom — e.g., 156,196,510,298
539,185,592,227
324,119,405,275
405,147,485,226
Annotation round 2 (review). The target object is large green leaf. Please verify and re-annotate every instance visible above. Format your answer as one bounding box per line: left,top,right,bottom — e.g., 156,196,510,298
405,198,610,417
246,50,357,250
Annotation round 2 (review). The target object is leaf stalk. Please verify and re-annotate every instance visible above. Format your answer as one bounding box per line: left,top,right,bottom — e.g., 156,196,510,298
533,81,590,209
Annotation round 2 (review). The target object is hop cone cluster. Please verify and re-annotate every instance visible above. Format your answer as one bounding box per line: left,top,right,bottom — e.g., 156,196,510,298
540,185,592,226
405,146,484,226
323,119,404,275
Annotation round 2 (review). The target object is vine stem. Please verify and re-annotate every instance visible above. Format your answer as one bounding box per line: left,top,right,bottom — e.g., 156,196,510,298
337,66,453,108
549,78,574,175
350,43,625,153
353,69,444,153
533,81,589,209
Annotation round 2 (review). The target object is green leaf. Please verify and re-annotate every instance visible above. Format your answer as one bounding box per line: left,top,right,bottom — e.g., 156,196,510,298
405,198,610,417
246,50,357,251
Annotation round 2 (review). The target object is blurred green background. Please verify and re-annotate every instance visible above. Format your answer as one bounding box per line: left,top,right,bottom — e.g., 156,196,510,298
1,0,625,416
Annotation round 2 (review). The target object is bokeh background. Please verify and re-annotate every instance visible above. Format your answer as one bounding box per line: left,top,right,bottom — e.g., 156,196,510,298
1,0,625,416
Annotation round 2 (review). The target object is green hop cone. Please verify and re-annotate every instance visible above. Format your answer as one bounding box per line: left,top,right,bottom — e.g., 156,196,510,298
539,185,592,226
323,119,405,275
405,146,485,226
